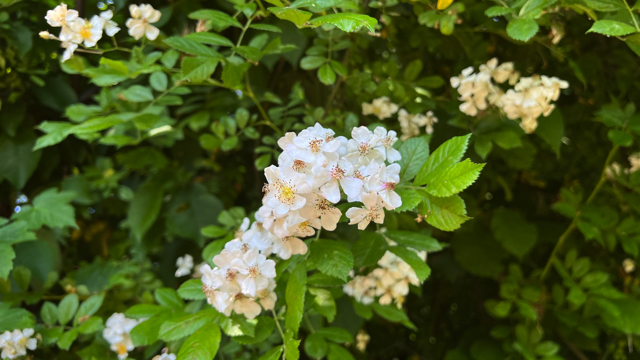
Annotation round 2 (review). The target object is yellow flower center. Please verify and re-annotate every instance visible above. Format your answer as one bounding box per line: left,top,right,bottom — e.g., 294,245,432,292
116,343,128,356
79,23,93,40
308,139,323,153
277,184,296,205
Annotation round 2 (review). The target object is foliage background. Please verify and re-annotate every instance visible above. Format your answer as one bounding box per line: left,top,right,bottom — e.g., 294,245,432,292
2,0,640,359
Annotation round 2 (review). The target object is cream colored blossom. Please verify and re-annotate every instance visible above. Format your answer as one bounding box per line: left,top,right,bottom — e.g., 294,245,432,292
126,4,161,40
362,96,399,120
46,4,78,27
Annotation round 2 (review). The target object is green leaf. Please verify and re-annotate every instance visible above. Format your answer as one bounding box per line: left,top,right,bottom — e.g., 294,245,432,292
398,137,430,182
41,301,58,326
131,311,174,346
58,294,79,325
269,7,312,27
12,188,77,231
305,333,329,359
485,6,512,16
178,279,207,300
371,303,416,330
506,18,539,42
250,24,283,32
300,56,327,70
0,134,41,191
0,306,34,332
34,122,74,150
222,59,252,88
164,37,222,57
125,304,166,319
352,232,388,267
579,271,609,287
327,343,355,360
57,329,78,351
587,20,636,36
420,192,469,231
185,32,235,47
535,110,564,157
78,316,104,334
75,294,104,323
308,13,377,33
583,0,625,11
285,330,301,360
0,245,16,280
155,287,185,309
309,288,337,322
177,323,221,360
129,177,165,240
415,134,470,186
424,159,484,197
221,136,239,151
535,341,560,356
608,129,634,146
0,220,37,243
385,230,443,252
404,59,423,82
235,46,264,62
318,64,337,85
285,262,307,334
388,246,431,281
258,346,284,360
149,72,168,92
159,310,217,341
182,57,220,83
490,208,537,258
65,104,102,122
188,10,243,28
308,239,353,281
233,316,275,344
122,85,154,102
395,188,422,212
316,327,353,343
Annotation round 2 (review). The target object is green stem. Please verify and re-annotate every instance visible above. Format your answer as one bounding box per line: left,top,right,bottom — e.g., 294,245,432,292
539,145,619,281
230,16,254,58
255,0,267,14
304,314,316,332
271,309,286,359
244,75,281,133
623,0,640,32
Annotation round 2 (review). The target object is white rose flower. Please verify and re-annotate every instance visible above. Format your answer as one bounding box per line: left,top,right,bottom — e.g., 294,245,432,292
126,4,162,40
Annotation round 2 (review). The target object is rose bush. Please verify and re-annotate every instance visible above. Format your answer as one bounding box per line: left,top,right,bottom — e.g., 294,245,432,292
1,0,640,359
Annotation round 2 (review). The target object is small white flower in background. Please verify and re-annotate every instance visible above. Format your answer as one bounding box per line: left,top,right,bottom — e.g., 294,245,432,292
126,4,162,41
362,96,399,120
369,163,401,210
46,4,78,27
103,313,140,360
451,59,567,134
175,254,194,277
627,153,640,174
605,162,623,180
152,349,176,360
424,111,438,135
100,10,121,36
356,330,370,352
192,262,207,278
623,259,636,274
0,328,37,359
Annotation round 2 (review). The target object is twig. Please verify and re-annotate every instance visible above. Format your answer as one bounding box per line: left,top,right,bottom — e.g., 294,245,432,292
540,146,619,281
556,330,589,360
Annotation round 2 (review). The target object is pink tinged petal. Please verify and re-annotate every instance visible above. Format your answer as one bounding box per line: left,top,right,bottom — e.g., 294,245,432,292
145,25,160,40
388,190,402,209
361,192,378,208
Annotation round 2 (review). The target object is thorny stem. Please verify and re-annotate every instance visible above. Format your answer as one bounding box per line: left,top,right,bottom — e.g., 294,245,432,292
540,145,620,281
271,309,286,359
622,0,640,32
